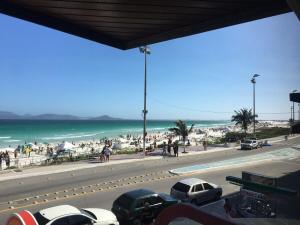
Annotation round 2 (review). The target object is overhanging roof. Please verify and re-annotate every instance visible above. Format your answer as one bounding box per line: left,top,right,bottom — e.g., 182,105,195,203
0,0,292,50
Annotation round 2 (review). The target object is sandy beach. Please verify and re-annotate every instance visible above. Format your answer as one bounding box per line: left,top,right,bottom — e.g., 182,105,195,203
0,120,289,170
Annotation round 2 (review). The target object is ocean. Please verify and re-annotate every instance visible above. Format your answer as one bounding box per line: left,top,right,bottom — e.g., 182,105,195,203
0,120,231,147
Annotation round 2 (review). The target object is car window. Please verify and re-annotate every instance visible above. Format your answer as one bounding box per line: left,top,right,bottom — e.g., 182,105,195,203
135,199,145,208
34,212,50,225
51,217,69,225
194,184,203,192
68,215,92,225
115,194,135,209
148,196,163,205
203,183,214,190
172,182,191,193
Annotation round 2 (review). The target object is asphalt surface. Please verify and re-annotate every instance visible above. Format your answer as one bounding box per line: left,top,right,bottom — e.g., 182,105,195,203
0,137,299,224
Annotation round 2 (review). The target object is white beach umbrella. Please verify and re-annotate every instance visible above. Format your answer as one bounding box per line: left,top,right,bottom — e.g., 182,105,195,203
0,147,15,153
58,141,75,150
26,143,39,150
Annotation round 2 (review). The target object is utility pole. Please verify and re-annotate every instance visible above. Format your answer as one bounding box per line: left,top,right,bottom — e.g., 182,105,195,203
298,103,300,121
139,46,150,155
251,74,260,138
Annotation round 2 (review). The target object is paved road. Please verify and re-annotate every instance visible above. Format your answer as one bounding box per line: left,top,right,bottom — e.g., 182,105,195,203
0,137,299,224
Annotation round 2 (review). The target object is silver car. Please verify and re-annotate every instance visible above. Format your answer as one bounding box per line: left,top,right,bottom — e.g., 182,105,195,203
170,178,222,205
241,139,258,150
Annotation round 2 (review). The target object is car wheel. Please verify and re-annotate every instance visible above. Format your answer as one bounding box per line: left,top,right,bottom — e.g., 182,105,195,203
132,219,141,225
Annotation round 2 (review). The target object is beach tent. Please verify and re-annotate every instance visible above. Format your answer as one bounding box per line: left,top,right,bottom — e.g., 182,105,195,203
58,141,75,151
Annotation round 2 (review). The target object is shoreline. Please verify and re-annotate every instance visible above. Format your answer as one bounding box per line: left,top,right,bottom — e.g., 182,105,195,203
0,120,289,153
0,120,233,149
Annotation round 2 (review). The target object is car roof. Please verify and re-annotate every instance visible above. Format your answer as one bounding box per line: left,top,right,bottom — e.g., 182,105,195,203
123,189,156,199
39,205,81,220
178,178,207,186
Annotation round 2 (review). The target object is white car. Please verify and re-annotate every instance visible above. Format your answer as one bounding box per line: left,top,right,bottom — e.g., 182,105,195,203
241,139,258,150
33,205,119,225
170,178,222,205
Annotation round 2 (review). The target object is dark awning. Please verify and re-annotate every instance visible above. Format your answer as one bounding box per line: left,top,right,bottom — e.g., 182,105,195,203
0,0,292,50
226,176,297,196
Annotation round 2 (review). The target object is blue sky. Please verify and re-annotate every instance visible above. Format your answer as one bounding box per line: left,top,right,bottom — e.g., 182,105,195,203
0,12,299,120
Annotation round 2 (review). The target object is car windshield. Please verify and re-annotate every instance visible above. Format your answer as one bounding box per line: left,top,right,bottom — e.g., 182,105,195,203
172,182,191,192
115,194,135,209
80,209,97,220
244,140,252,143
33,212,50,225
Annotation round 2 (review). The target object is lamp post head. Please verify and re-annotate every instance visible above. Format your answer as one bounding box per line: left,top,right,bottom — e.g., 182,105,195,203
251,74,260,83
139,46,151,54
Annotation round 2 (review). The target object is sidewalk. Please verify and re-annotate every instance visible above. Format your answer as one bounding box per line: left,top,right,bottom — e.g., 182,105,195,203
0,135,298,182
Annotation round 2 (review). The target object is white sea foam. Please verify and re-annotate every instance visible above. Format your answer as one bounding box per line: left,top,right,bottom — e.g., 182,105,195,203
149,127,166,131
3,139,21,142
0,136,11,139
42,132,103,140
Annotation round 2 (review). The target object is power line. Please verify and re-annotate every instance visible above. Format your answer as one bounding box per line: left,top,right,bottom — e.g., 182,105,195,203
149,97,290,115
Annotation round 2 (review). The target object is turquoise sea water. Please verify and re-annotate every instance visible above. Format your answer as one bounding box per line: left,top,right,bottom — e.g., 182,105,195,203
0,120,231,147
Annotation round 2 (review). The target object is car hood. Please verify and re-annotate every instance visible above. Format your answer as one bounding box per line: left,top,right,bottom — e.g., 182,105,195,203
83,208,118,222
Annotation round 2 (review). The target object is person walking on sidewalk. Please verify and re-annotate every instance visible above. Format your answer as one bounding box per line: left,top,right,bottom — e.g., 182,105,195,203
5,152,10,168
104,146,112,162
203,140,207,151
100,145,106,162
162,142,167,156
167,138,172,155
173,141,179,157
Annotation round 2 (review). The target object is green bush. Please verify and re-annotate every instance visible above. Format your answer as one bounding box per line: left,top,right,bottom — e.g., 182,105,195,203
115,148,137,154
224,132,246,142
255,127,290,139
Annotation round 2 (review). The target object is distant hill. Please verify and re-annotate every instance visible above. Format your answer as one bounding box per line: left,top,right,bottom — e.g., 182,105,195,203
0,111,122,120
91,115,122,120
0,111,22,119
29,114,80,120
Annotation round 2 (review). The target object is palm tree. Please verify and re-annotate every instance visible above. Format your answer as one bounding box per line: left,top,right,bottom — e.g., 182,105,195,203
231,108,255,134
169,120,194,153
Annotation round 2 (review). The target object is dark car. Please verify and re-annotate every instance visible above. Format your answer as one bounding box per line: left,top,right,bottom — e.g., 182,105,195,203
112,189,179,225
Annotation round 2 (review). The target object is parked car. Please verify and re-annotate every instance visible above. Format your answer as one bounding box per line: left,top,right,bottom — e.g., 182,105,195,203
112,189,179,225
241,139,258,150
170,178,222,205
33,204,119,225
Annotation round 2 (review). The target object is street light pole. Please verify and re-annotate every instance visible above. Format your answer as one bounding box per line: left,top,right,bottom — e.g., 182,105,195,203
292,90,298,123
298,103,300,121
139,46,150,155
251,74,260,138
